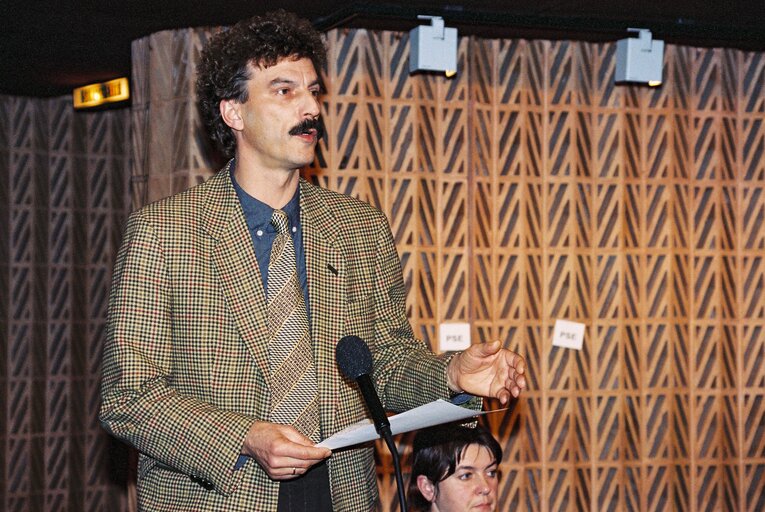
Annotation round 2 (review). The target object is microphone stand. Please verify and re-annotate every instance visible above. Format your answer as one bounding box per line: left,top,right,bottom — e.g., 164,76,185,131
335,336,408,511
379,425,407,512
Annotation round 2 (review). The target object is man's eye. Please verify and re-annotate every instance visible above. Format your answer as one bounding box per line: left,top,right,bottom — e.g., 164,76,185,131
458,472,473,481
487,469,498,478
277,88,290,96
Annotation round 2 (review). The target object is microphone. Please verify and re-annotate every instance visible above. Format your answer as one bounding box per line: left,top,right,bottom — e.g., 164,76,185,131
335,335,391,436
336,335,407,512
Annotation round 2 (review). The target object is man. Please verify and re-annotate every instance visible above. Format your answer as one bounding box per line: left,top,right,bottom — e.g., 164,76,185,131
99,10,526,511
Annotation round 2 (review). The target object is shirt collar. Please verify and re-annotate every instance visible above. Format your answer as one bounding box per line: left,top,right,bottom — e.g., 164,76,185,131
230,164,301,232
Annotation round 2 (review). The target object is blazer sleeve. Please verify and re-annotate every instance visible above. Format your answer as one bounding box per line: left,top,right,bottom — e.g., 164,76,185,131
99,210,253,495
366,210,482,414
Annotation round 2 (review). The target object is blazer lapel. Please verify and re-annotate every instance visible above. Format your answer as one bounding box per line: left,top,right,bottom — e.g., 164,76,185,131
300,180,345,438
204,165,272,388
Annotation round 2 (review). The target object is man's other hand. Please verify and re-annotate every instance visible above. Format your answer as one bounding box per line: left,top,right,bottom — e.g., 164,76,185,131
447,341,527,405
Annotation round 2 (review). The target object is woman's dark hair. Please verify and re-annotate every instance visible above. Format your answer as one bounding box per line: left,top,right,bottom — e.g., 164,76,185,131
196,10,326,158
407,425,503,511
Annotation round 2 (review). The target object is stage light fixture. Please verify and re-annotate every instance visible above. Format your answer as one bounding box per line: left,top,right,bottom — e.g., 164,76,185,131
409,15,458,77
615,28,664,87
73,77,130,109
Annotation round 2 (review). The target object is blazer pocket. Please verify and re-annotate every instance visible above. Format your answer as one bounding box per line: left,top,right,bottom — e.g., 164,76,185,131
137,455,159,481
344,293,374,342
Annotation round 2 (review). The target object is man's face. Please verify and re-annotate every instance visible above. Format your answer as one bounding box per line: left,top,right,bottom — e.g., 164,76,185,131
420,444,499,512
223,56,322,171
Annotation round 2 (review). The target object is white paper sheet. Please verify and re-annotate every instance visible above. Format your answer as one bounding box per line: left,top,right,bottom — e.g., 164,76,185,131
316,399,506,450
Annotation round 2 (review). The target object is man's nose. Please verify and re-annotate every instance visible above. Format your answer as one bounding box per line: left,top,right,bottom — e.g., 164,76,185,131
299,89,320,118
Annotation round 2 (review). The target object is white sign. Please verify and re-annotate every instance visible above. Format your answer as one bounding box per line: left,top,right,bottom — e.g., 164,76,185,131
552,319,585,350
439,322,471,352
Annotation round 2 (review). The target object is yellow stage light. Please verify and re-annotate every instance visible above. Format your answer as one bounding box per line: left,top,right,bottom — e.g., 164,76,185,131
73,77,129,109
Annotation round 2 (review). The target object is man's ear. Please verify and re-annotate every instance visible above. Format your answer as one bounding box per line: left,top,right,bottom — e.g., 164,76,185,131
416,475,437,502
219,99,244,131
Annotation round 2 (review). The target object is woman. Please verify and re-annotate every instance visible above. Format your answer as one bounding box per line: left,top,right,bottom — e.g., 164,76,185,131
407,425,503,511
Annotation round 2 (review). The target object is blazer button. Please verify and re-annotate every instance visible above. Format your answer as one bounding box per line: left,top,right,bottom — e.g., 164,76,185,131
191,475,215,490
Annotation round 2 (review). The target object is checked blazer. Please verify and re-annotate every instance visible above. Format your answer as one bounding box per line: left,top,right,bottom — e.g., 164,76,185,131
99,163,474,511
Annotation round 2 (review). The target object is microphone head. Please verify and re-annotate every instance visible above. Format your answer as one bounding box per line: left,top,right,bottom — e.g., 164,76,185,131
336,335,373,379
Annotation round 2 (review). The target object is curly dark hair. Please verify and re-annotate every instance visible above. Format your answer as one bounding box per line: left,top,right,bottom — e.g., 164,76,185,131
196,10,326,158
407,425,503,511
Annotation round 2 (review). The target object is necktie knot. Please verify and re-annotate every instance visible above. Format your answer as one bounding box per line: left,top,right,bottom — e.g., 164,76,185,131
271,209,290,235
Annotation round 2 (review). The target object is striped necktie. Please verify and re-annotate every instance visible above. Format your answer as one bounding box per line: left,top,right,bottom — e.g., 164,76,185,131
266,209,320,442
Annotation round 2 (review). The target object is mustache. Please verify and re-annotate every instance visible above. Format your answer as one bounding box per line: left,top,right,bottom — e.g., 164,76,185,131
288,117,324,140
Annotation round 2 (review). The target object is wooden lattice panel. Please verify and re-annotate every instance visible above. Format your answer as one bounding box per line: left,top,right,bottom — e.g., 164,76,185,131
0,95,132,511
317,30,765,511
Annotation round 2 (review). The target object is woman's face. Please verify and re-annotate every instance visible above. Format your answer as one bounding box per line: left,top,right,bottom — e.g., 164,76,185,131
418,444,499,511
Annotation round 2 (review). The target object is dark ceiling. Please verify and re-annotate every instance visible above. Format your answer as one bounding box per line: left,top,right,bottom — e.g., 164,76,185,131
3,1,765,98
